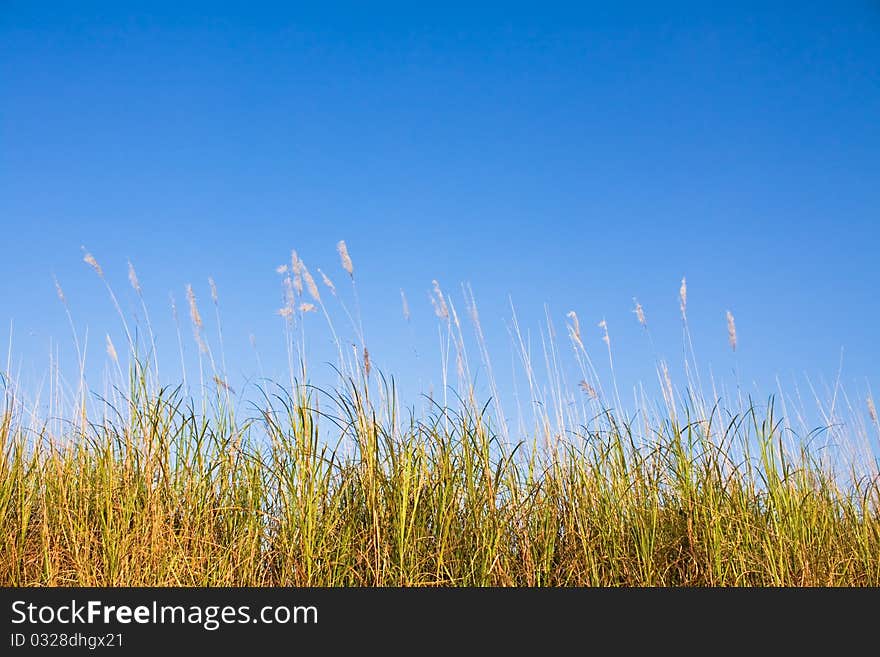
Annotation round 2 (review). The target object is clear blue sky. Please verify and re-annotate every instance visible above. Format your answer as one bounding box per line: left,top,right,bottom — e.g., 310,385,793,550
2,2,878,420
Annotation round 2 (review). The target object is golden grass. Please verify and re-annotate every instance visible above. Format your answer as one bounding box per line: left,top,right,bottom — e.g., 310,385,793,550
1,244,878,586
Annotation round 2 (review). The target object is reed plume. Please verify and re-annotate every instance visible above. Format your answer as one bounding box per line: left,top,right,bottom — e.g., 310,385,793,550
401,289,410,321
105,334,118,362
432,280,449,321
186,284,203,330
318,269,336,296
127,261,141,294
726,310,737,351
337,240,354,278
679,277,687,318
633,299,646,327
303,266,321,302
579,379,597,399
83,251,103,277
291,251,304,295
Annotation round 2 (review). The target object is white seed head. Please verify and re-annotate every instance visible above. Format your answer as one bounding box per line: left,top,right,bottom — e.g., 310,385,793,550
276,264,289,274
105,334,118,362
598,319,610,346
318,269,337,295
679,277,688,317
337,240,354,277
661,360,674,405
291,251,304,295
303,265,320,302
567,311,581,342
868,396,877,423
186,284,202,330
53,276,66,304
400,289,410,321
83,251,103,277
299,302,316,313
431,280,449,321
208,277,218,304
726,310,737,351
363,346,371,377
127,261,141,294
633,299,646,327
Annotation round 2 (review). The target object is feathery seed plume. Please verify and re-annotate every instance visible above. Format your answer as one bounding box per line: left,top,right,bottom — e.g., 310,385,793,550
299,303,316,313
633,299,646,327
83,251,103,277
208,277,218,304
679,277,688,317
291,251,304,295
105,334,118,362
127,261,141,294
186,284,202,330
400,289,410,321
579,380,598,400
53,276,66,304
363,346,371,377
661,360,674,406
276,264,289,274
318,269,336,295
726,310,737,351
337,240,354,278
431,280,449,321
567,311,582,344
598,319,610,346
868,396,877,423
213,375,234,394
302,266,320,302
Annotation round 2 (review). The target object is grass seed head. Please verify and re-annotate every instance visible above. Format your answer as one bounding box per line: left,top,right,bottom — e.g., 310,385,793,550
726,310,737,351
431,280,449,321
303,266,320,302
127,261,141,294
679,277,688,317
400,289,410,321
105,334,118,362
83,251,103,277
291,251,304,295
579,380,598,399
318,269,336,296
337,240,354,277
567,311,581,343
633,299,646,327
598,319,610,346
186,284,202,330
53,276,66,304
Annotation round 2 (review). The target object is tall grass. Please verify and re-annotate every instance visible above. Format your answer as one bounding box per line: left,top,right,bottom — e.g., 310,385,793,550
1,245,878,586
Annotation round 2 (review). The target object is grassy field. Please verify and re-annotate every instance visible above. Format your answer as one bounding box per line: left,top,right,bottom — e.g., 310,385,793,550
2,244,878,586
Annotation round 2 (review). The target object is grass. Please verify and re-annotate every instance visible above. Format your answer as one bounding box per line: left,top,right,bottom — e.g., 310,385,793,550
1,245,878,586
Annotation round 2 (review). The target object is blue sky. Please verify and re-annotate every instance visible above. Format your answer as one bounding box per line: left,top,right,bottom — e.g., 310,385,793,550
2,2,878,421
